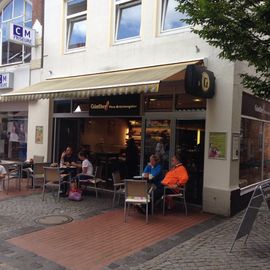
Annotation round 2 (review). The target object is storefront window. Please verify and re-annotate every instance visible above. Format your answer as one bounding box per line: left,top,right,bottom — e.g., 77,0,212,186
0,0,32,65
54,100,71,113
115,0,141,41
144,119,170,170
66,0,87,51
161,0,189,32
144,95,173,112
263,123,270,179
176,94,206,110
0,112,28,161
240,118,263,187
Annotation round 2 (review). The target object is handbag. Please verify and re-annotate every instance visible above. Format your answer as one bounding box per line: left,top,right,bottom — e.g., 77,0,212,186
68,189,82,201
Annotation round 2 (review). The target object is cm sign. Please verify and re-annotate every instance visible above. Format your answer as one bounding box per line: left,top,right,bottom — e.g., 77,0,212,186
0,73,14,90
9,23,36,47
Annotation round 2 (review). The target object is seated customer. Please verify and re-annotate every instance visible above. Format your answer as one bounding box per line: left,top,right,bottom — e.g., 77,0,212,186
161,152,189,208
0,165,6,191
76,151,94,181
143,154,164,200
60,146,77,167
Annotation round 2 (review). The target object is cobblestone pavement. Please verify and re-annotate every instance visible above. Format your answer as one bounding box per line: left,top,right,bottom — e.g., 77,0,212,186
0,190,113,270
1,189,270,270
106,204,270,270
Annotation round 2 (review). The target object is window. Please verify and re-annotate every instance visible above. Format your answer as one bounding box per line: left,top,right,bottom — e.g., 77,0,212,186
66,0,87,51
161,0,188,32
115,0,141,41
0,0,32,65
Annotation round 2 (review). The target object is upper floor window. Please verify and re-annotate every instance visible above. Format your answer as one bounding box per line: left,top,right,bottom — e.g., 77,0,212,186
66,0,87,51
115,0,141,42
0,0,32,65
161,0,188,32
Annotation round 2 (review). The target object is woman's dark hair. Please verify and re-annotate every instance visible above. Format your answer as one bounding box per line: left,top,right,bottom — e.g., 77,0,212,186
78,151,87,158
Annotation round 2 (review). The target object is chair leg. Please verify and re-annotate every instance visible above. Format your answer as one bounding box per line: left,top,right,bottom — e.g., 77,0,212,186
162,193,166,216
124,201,127,222
151,191,154,216
42,185,46,201
112,188,116,207
184,199,188,216
6,177,9,195
146,203,148,224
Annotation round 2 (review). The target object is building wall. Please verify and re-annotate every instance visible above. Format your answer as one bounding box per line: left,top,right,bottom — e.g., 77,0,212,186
29,0,241,216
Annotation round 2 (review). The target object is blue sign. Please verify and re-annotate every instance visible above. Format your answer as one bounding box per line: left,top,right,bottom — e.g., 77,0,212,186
0,73,14,89
9,23,36,47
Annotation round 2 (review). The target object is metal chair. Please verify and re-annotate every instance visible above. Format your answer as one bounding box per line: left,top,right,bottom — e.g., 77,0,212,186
42,167,68,201
2,163,22,194
162,185,187,216
78,166,105,198
112,171,125,207
124,179,151,224
33,155,44,163
27,162,50,189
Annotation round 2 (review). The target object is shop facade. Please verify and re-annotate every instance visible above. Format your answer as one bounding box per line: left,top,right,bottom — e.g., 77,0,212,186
1,0,263,216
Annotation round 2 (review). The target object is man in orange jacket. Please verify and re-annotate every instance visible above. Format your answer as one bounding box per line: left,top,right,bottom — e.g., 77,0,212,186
162,152,189,190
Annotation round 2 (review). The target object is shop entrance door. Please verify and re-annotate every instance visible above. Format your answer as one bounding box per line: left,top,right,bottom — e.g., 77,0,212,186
176,120,205,205
143,119,171,172
53,118,81,162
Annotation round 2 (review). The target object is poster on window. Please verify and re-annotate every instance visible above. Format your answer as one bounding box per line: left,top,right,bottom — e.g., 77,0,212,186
35,126,43,144
208,132,227,159
8,120,27,143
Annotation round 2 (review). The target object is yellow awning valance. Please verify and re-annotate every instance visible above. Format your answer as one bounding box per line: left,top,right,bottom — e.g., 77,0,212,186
1,61,198,102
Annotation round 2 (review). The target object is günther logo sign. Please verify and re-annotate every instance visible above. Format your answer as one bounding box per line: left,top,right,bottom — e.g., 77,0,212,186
9,23,36,47
0,73,14,89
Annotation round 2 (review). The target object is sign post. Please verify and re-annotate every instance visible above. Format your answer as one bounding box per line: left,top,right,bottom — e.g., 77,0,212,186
230,180,270,252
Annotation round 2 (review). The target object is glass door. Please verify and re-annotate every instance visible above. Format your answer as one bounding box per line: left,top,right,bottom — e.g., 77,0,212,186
143,119,171,171
175,120,205,205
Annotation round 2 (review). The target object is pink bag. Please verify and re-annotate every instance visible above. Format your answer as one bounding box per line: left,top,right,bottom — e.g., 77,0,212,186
68,190,82,201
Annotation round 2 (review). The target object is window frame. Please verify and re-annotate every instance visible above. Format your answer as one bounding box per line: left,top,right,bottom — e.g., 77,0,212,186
65,0,87,53
0,0,33,66
160,0,190,34
114,0,142,44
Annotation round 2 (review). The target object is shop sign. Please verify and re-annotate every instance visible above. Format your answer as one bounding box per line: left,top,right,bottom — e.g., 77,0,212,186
0,72,14,89
89,94,140,116
242,92,270,121
9,23,36,47
185,64,215,98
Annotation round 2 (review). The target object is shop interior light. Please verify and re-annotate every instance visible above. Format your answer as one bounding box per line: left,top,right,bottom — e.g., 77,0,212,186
193,98,202,102
74,105,82,112
197,129,201,145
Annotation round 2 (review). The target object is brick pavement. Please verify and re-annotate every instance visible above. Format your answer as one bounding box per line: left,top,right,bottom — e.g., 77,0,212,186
0,185,269,270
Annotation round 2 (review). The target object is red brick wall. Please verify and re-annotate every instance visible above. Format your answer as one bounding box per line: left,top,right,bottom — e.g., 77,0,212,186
32,0,44,26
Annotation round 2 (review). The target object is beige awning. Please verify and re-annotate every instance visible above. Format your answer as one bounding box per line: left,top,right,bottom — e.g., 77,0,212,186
1,61,198,102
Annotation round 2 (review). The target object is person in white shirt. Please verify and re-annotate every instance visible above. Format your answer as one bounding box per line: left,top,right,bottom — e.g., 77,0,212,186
76,151,94,181
0,165,7,191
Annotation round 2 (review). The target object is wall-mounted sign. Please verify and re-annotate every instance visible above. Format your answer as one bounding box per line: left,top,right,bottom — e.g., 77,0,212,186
185,64,215,98
0,72,14,89
89,94,140,116
35,126,43,144
242,92,270,121
208,132,227,159
9,23,36,47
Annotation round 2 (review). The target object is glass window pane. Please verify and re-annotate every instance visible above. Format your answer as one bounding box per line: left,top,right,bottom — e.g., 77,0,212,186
117,3,141,40
176,94,206,110
23,45,31,63
3,1,13,21
54,100,71,113
163,0,188,31
67,17,86,49
24,20,32,28
144,95,173,112
8,42,23,63
1,22,8,42
263,123,270,179
14,0,24,17
239,118,262,187
144,119,170,171
25,2,32,21
67,0,87,16
2,41,8,65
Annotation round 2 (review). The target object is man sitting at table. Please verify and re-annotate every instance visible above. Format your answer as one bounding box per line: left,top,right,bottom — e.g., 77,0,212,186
60,146,77,167
161,152,189,209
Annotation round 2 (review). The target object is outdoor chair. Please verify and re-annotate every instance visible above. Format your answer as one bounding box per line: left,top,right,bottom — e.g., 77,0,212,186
78,166,105,198
124,179,151,224
42,167,68,201
2,163,21,194
162,184,187,216
112,171,125,207
26,162,50,189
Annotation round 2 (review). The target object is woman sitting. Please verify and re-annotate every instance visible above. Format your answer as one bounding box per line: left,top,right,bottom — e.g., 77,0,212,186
75,151,94,183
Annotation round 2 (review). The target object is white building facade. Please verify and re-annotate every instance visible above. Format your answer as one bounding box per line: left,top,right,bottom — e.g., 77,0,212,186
2,0,266,216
